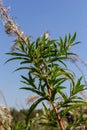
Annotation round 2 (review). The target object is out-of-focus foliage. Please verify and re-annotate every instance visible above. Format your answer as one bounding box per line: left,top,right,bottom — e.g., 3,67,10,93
10,107,87,130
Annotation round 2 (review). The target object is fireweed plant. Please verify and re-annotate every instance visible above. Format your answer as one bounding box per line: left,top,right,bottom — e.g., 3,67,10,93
6,33,87,130
0,1,87,130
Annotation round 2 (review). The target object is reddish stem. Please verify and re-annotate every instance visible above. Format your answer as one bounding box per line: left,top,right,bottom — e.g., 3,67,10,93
52,102,65,130
48,88,65,130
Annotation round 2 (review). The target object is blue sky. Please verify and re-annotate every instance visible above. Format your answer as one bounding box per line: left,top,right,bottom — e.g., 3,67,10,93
0,0,87,109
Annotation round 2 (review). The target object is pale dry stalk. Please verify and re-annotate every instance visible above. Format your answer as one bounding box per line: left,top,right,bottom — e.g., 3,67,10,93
0,105,12,130
0,1,28,44
26,95,39,104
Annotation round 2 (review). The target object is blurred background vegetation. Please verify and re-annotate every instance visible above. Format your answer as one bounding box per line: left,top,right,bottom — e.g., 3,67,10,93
10,106,87,130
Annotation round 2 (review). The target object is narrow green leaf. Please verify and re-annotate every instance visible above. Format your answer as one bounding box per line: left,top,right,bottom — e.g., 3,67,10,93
5,57,23,63
64,35,67,49
72,41,80,46
59,37,63,44
21,87,46,97
68,33,71,42
26,97,47,125
62,102,87,116
14,67,29,72
6,52,28,57
69,32,76,44
57,90,68,101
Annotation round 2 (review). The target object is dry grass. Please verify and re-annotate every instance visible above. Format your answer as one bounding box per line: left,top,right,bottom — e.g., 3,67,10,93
0,105,12,130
